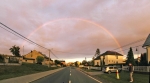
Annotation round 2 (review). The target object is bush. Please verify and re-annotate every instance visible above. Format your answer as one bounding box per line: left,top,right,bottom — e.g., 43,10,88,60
36,56,44,64
0,55,4,63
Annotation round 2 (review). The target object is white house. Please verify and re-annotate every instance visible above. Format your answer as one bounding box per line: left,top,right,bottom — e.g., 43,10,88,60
142,34,150,64
94,51,125,66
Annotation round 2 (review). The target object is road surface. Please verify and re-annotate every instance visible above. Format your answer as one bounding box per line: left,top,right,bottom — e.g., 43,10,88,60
31,67,100,83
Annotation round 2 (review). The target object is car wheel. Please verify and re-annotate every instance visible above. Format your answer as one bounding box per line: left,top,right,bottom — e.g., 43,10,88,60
108,70,111,74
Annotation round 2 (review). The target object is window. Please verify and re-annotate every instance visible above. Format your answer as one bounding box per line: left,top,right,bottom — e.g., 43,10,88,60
109,67,113,69
114,67,117,69
97,62,99,65
116,55,118,59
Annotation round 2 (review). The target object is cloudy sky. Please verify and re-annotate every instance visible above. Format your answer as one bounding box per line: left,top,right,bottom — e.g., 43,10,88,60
0,0,150,62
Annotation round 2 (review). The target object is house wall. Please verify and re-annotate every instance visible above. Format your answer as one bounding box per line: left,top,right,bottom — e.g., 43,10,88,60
146,46,150,63
42,60,53,66
24,50,44,61
104,55,124,65
94,60,100,66
22,59,35,63
24,50,47,63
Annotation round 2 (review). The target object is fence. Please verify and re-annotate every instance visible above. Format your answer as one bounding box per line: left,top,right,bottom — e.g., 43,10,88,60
83,66,102,70
122,66,150,72
0,63,21,66
84,66,150,72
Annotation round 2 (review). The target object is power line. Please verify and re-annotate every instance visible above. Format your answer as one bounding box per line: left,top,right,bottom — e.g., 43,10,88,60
0,22,48,50
0,22,59,58
0,25,39,46
50,50,59,59
112,38,145,51
52,49,93,55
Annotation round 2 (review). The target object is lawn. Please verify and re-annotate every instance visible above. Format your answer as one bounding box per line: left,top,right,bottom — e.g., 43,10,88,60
96,71,149,83
80,68,101,72
0,63,58,80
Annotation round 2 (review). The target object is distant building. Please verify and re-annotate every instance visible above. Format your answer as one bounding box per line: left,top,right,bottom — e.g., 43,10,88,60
22,50,53,65
60,60,66,66
142,34,150,64
94,51,125,66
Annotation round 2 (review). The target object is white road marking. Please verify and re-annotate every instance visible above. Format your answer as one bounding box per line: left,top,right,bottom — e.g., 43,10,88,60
79,70,102,83
70,73,71,76
69,80,71,83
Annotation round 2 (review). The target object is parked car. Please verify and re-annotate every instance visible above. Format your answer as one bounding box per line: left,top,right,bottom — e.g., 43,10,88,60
57,64,61,67
103,66,122,74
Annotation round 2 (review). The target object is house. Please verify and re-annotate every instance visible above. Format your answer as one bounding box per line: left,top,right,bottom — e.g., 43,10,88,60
94,56,101,66
22,50,53,65
142,34,150,64
0,54,22,63
94,51,125,66
60,60,66,66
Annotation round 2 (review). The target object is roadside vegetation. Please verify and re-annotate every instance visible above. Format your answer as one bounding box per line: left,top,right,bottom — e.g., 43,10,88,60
0,63,58,80
80,68,100,72
96,71,149,83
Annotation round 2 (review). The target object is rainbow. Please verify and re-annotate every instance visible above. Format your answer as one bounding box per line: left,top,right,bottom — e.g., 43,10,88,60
21,18,124,54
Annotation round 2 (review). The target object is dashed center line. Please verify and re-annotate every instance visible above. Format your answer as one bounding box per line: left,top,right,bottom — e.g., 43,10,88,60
69,80,71,83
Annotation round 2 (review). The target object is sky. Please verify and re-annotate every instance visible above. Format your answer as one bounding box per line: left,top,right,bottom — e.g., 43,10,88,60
0,0,150,63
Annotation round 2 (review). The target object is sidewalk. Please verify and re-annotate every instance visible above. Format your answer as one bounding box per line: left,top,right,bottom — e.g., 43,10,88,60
0,67,65,83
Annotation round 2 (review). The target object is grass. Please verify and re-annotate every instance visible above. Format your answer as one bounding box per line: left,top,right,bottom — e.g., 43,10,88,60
96,71,149,83
80,68,101,72
0,63,58,80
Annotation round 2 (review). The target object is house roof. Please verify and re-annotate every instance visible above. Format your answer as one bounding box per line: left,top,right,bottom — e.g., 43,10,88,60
23,50,52,60
101,51,123,56
94,51,123,60
94,55,100,60
143,34,150,47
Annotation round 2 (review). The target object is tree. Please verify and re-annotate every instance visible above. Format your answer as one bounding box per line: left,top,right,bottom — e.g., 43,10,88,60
36,56,44,64
126,47,135,65
82,60,87,66
75,61,78,67
140,53,148,66
9,45,20,57
96,48,100,56
0,54,4,62
54,60,61,65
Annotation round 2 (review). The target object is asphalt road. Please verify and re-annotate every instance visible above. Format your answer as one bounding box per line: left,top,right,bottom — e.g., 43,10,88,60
31,67,100,83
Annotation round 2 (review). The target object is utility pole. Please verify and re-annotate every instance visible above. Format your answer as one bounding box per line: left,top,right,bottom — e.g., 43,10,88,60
48,49,50,67
23,46,24,56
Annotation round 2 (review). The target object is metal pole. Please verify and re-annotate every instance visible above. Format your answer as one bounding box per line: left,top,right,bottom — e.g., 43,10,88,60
23,46,24,56
48,49,50,67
